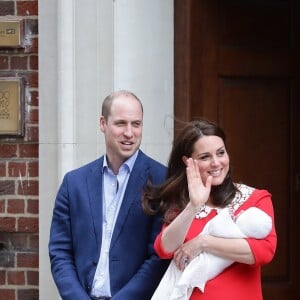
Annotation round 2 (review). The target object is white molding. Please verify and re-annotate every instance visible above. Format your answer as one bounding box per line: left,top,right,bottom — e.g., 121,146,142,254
57,0,76,178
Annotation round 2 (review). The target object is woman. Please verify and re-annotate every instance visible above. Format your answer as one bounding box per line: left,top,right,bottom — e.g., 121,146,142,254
143,119,277,300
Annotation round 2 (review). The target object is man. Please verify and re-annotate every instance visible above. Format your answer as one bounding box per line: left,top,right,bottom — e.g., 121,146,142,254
49,90,168,300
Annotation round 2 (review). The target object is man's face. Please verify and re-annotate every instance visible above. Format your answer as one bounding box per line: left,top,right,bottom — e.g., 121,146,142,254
100,95,143,169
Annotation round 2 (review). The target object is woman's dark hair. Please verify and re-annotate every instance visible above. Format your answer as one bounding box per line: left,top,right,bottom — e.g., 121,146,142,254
142,119,239,224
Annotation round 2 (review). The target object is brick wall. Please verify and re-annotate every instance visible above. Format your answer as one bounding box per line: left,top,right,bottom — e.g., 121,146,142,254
0,1,39,300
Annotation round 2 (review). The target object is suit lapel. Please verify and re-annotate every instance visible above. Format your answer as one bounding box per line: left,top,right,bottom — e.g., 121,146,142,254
110,152,148,249
87,158,104,252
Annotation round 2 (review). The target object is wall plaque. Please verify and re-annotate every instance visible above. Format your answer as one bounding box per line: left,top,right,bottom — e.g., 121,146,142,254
0,17,24,48
0,78,24,136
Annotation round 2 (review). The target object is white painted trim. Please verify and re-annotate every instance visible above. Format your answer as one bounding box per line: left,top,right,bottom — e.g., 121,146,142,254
57,0,76,178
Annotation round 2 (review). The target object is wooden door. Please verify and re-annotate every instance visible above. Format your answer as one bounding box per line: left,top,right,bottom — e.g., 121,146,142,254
174,0,300,299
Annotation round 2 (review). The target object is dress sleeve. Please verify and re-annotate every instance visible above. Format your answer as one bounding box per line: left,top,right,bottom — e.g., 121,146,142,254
240,189,277,266
153,224,175,259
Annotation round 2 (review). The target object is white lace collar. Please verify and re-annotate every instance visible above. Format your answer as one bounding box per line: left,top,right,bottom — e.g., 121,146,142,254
195,184,255,219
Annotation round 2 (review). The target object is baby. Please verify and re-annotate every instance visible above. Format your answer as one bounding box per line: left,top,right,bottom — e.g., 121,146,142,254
151,207,272,300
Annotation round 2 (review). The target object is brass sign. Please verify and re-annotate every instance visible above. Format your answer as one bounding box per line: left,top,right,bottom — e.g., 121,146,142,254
0,78,24,136
0,17,24,48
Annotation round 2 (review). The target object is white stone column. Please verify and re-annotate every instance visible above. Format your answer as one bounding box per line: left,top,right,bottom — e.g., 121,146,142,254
114,0,174,161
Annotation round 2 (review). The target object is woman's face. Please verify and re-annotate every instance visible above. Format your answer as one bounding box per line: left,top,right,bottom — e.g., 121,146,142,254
190,135,230,186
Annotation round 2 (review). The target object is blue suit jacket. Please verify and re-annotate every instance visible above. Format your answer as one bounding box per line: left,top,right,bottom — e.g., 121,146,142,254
49,150,169,300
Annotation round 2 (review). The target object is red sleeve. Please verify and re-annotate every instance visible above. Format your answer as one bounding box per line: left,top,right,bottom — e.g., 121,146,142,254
154,224,175,259
236,189,277,266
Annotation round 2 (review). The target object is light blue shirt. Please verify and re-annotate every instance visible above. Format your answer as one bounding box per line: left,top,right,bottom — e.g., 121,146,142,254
91,150,139,298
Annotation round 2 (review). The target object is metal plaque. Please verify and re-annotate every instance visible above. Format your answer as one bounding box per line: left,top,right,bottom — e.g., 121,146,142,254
0,17,24,48
0,78,24,136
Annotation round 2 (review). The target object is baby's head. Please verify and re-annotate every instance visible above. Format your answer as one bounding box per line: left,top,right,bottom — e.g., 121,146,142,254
236,207,272,239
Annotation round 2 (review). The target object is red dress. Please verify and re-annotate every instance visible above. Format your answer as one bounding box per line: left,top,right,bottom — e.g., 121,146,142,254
154,188,277,300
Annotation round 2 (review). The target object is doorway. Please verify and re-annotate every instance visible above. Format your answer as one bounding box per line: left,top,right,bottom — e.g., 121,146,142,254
174,1,300,299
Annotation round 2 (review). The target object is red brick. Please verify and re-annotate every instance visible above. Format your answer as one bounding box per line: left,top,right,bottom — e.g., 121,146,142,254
0,2,14,16
17,180,38,196
27,270,38,285
0,270,6,285
0,200,5,213
7,270,25,285
18,71,38,88
0,56,9,69
29,234,38,250
0,217,16,232
29,55,38,70
0,231,10,244
18,217,38,232
0,144,17,158
10,56,28,70
27,199,38,214
25,126,39,142
1,0,40,293
8,162,26,177
10,233,29,250
0,162,5,176
27,161,38,177
0,270,5,284
28,71,38,88
0,180,15,195
26,108,39,124
0,251,15,268
7,199,25,214
17,1,38,16
17,289,39,300
19,144,38,158
17,252,38,268
0,289,15,299
28,91,38,106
